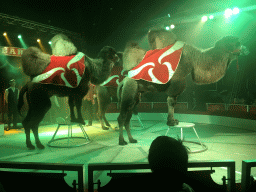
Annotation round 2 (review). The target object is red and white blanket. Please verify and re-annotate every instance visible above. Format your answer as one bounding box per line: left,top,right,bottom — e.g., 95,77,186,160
128,41,184,84
100,66,127,87
32,52,85,88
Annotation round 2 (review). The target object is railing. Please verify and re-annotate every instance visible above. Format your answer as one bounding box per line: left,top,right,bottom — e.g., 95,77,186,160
241,160,256,192
206,103,256,113
106,102,255,113
88,160,236,192
106,102,189,113
0,161,85,192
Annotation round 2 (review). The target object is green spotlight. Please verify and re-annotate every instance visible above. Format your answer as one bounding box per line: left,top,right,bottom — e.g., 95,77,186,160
209,15,214,19
233,7,240,14
18,35,21,39
224,8,233,18
165,26,170,30
170,24,175,29
201,16,208,22
48,41,52,45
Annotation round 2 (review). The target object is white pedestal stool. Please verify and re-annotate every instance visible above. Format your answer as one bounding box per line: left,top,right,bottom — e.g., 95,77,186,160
165,122,207,153
47,123,91,148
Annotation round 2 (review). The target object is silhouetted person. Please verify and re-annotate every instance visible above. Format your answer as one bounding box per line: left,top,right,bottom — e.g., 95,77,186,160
4,79,19,129
148,136,194,192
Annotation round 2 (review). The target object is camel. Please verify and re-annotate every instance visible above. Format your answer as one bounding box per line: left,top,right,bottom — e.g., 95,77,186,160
95,52,124,130
117,29,245,145
18,34,118,149
95,52,144,130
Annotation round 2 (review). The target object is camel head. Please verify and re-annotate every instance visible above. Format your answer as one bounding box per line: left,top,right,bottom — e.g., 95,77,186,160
190,36,246,85
89,46,119,85
97,46,119,65
51,34,77,56
214,36,242,56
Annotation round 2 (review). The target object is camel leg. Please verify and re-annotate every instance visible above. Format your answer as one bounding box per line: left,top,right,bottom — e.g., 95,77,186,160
75,97,85,125
23,92,51,149
124,110,138,143
99,100,111,130
96,86,111,130
117,111,127,145
32,96,52,149
22,110,35,149
68,96,77,123
117,78,138,145
166,79,186,126
167,96,179,126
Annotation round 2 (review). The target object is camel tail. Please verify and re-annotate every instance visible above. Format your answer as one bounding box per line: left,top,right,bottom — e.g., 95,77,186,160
117,80,124,110
17,83,28,116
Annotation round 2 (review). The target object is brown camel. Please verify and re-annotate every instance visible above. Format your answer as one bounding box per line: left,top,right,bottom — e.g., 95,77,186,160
117,29,245,145
18,34,118,149
95,52,144,130
95,52,124,130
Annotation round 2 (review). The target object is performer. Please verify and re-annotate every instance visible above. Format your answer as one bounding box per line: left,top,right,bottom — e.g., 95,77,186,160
83,82,96,126
4,79,19,129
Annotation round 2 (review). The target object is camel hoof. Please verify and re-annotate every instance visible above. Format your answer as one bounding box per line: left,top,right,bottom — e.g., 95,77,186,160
119,139,128,145
87,121,92,126
102,126,109,130
27,143,36,150
167,119,179,126
129,139,137,143
36,143,45,150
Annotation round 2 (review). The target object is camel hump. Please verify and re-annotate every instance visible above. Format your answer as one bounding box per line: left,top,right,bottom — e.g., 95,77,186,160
51,34,77,56
21,47,51,76
123,41,146,71
148,29,177,49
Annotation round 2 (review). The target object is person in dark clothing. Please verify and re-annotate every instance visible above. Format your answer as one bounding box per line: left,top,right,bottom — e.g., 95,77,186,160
148,136,194,192
4,79,19,129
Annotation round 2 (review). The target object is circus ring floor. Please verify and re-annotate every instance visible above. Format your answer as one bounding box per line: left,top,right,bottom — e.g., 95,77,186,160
0,113,256,189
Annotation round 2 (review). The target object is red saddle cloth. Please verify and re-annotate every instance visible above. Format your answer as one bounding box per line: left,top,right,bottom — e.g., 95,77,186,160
32,52,85,88
100,66,127,87
128,41,184,84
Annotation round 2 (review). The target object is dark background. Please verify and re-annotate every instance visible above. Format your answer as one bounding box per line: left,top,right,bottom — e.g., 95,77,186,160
0,0,255,110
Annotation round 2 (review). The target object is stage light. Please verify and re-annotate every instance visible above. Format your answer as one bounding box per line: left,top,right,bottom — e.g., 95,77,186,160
209,15,214,19
165,26,170,30
201,16,208,22
170,24,175,29
168,14,171,17
48,41,52,45
224,8,233,18
37,39,40,42
3,32,7,36
18,35,21,39
233,7,240,14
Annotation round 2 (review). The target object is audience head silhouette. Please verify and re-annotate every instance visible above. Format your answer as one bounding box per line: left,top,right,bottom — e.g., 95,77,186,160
148,136,190,191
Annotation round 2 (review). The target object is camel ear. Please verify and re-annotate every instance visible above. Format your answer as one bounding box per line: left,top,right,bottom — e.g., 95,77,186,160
21,47,51,76
51,34,77,56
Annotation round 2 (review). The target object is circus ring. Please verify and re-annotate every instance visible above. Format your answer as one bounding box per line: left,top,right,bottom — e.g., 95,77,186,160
0,102,256,191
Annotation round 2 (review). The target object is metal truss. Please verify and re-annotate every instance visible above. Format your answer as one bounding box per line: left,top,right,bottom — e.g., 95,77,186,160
0,13,81,37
